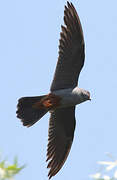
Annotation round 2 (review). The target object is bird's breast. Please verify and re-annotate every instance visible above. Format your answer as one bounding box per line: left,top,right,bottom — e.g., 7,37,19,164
52,88,83,108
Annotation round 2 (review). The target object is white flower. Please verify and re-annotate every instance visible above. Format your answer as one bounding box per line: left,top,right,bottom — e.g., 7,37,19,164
114,170,117,179
89,172,101,179
0,167,5,178
103,175,111,180
98,160,117,171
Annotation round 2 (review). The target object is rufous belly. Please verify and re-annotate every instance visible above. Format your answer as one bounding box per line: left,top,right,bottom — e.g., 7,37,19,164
33,93,61,110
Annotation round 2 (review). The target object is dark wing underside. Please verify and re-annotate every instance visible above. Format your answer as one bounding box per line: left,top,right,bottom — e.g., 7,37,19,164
47,107,76,179
50,2,85,91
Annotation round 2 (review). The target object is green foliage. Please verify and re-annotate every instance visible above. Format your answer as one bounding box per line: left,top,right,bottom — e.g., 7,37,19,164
0,156,25,180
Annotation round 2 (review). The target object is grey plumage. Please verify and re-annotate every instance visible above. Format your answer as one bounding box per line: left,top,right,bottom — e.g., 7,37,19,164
16,1,90,179
47,107,75,179
50,2,85,91
47,2,88,178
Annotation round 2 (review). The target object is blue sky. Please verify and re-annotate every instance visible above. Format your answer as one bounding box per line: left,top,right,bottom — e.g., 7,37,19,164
0,0,117,180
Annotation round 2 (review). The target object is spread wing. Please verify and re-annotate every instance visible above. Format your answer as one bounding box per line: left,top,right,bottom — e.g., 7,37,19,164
50,2,85,91
47,107,76,179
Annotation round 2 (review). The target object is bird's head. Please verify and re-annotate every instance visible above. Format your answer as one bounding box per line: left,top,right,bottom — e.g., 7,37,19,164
81,90,91,101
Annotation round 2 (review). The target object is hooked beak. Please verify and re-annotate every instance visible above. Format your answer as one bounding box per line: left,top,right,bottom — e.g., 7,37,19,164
89,96,91,101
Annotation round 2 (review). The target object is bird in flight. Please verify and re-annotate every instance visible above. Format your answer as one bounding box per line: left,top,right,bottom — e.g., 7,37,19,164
16,1,90,179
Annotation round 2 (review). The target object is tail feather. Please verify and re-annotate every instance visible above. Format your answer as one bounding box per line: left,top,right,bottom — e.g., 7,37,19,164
16,95,48,127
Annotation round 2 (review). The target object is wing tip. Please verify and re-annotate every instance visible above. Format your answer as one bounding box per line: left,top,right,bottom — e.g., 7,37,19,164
64,1,84,44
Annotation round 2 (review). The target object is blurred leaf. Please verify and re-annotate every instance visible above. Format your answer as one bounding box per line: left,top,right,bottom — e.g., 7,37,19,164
90,154,117,180
0,156,25,180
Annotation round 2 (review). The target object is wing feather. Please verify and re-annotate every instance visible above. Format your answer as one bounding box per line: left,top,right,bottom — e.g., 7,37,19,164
47,107,76,179
50,2,85,91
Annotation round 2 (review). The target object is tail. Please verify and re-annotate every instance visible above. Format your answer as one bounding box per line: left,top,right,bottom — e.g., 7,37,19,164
16,95,48,127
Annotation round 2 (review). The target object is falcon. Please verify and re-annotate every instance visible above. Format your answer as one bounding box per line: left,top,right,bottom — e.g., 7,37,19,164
16,2,91,179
